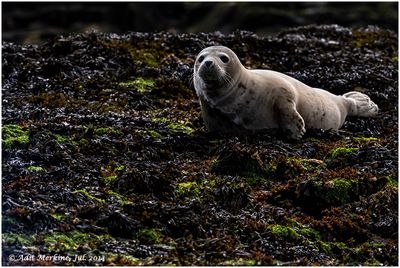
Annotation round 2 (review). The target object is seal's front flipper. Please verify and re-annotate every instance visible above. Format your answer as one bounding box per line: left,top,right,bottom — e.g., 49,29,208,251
275,99,306,140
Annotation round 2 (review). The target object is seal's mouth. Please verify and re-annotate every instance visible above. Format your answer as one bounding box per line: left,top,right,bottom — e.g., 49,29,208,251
202,77,219,84
199,67,221,86
201,75,221,88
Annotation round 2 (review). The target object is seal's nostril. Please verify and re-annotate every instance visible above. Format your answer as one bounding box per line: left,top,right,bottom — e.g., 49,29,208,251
204,60,213,67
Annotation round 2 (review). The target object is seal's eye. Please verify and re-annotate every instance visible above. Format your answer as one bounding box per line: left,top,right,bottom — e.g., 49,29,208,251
220,55,229,63
198,55,205,63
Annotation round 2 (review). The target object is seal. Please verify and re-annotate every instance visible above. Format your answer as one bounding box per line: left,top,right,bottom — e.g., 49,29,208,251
193,46,379,140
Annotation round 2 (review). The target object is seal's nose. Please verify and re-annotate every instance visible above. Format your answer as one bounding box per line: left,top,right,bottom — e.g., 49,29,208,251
204,60,213,67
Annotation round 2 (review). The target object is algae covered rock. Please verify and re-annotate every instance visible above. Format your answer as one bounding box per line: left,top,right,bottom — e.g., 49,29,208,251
2,25,397,265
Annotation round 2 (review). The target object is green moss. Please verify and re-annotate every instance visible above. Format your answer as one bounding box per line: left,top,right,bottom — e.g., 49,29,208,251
101,165,125,185
269,224,299,239
210,158,220,169
100,88,113,93
151,117,169,123
148,130,162,140
264,157,322,181
153,77,195,99
331,178,353,202
94,127,123,136
3,232,35,247
2,124,29,149
106,254,141,265
44,231,109,252
51,131,75,146
27,165,47,173
73,189,105,203
136,228,162,244
386,175,398,187
314,178,354,204
54,134,69,144
286,157,323,171
304,137,321,143
202,178,217,190
167,122,194,135
314,240,353,255
297,225,321,241
221,258,258,266
302,158,324,170
263,162,275,176
103,175,118,184
330,147,359,159
175,178,219,201
30,92,70,108
325,147,358,163
286,219,321,241
102,39,165,68
364,258,382,266
209,139,225,145
348,30,395,49
130,48,163,67
51,213,67,221
175,181,201,199
115,165,125,172
333,178,353,187
78,138,89,146
352,136,379,142
118,77,155,93
316,240,332,254
286,157,306,168
332,241,349,250
107,190,130,205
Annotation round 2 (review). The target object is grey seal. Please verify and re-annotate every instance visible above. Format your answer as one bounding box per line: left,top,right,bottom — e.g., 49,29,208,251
193,46,379,140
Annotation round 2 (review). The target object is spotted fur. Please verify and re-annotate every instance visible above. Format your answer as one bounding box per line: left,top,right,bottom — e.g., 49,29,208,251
194,46,379,140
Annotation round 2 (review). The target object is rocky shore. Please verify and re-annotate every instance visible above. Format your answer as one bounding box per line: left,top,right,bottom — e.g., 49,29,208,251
2,25,398,265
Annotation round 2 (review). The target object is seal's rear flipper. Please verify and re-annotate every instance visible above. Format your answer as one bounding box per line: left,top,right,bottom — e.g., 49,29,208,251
343,91,379,117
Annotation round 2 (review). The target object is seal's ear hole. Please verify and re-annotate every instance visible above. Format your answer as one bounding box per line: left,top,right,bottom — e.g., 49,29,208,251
198,55,205,63
220,55,229,63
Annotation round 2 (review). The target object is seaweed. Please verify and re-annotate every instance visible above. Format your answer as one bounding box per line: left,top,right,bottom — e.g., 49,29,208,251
2,124,29,149
2,25,397,265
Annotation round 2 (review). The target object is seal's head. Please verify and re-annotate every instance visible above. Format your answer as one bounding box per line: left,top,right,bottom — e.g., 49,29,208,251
194,46,243,98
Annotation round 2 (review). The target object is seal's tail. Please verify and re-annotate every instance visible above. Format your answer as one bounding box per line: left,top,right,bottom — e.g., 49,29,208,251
343,91,379,117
